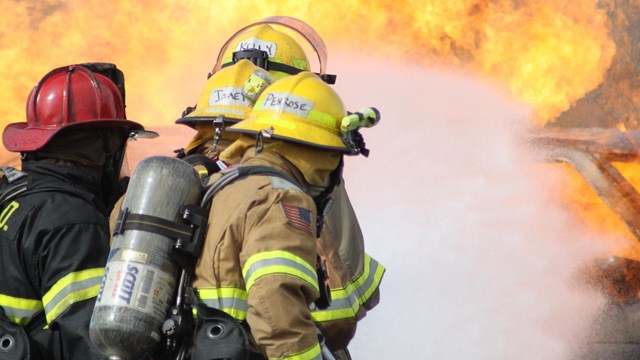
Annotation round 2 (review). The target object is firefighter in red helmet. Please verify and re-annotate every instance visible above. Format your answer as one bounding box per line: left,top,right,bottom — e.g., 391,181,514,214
0,64,155,359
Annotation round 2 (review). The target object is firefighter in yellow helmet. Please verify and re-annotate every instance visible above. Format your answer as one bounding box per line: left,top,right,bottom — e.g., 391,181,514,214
175,59,276,174
172,17,384,359
191,71,384,360
218,23,310,80
175,16,336,170
210,16,337,83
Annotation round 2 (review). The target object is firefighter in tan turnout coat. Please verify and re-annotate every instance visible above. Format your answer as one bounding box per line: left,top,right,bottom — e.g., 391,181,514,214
192,71,382,360
175,18,384,359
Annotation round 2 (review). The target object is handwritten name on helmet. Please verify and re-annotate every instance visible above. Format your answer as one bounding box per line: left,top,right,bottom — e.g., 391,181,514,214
209,86,252,107
261,92,314,118
236,38,277,58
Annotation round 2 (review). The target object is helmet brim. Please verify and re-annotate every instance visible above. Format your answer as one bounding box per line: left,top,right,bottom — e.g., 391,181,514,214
175,115,242,128
226,115,348,152
3,119,156,152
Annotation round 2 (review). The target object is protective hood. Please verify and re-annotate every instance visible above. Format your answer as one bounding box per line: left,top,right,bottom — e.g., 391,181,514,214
35,129,126,170
220,134,340,188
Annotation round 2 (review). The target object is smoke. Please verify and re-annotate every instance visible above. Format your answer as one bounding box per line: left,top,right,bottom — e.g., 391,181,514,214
328,55,609,359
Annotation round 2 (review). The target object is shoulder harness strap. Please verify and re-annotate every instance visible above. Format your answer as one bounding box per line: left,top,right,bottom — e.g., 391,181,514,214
0,167,27,184
200,165,300,208
0,167,29,206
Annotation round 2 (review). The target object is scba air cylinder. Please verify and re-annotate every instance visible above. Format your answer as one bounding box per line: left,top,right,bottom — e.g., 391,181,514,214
90,156,203,360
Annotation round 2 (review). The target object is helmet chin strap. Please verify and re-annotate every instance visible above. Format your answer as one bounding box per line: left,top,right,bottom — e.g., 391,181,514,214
220,49,337,84
254,127,277,155
209,116,226,155
227,49,305,76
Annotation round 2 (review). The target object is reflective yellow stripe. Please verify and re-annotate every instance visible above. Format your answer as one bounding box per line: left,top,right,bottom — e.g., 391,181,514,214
243,251,318,292
0,294,43,326
270,342,321,360
307,109,337,129
312,254,386,322
42,268,104,323
311,283,359,322
0,200,19,232
352,254,385,305
197,287,248,320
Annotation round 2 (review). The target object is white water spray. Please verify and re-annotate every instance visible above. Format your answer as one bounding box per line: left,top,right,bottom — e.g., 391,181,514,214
332,55,609,360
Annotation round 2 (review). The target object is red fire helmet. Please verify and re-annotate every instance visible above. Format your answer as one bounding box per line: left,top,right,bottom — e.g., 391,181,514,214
3,65,152,152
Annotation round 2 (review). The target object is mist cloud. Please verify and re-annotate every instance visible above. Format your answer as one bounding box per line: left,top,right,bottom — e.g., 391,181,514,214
333,56,608,360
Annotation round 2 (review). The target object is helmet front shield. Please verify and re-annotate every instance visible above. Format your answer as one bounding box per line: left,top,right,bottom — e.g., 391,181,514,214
212,16,335,84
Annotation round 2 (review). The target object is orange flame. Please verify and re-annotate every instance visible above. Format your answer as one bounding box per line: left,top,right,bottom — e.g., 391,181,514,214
557,161,640,261
0,1,614,128
0,1,629,247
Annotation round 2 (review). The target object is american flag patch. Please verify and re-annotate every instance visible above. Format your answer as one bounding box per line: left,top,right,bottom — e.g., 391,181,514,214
281,204,313,236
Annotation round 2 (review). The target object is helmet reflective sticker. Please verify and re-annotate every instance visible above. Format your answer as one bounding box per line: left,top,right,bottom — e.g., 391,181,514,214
243,70,273,103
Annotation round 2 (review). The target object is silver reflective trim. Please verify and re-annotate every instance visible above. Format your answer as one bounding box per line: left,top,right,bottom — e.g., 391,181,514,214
43,276,102,316
316,295,356,313
200,297,248,313
1,306,41,325
355,258,380,300
270,177,302,191
244,257,317,286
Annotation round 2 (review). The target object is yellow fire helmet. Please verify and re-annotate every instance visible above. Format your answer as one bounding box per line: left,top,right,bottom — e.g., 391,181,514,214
227,71,348,151
176,59,275,128
220,24,308,80
211,16,336,84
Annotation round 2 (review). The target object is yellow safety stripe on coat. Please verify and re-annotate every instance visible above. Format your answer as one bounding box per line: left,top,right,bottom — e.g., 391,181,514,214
243,250,318,293
311,283,360,322
352,254,386,305
0,294,43,326
270,342,322,360
196,287,248,320
42,268,104,324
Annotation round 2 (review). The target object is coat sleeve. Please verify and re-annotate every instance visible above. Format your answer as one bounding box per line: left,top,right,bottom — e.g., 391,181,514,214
35,223,110,359
240,188,322,360
326,180,365,279
326,180,384,310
